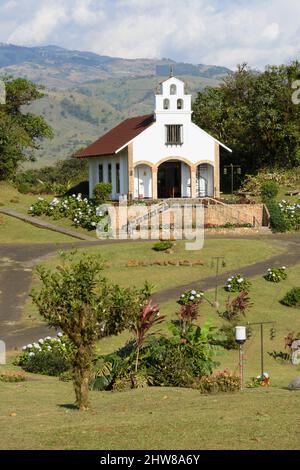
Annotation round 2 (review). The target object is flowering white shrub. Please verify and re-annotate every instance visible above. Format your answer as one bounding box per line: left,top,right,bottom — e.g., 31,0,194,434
177,289,204,305
264,266,287,283
15,333,74,376
29,194,107,230
278,200,300,231
225,274,251,292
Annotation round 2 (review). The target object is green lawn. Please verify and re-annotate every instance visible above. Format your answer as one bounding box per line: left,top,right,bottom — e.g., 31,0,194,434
22,238,284,325
0,214,75,244
0,373,299,450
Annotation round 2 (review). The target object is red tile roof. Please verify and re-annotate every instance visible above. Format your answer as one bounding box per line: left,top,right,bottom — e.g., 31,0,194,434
74,114,154,158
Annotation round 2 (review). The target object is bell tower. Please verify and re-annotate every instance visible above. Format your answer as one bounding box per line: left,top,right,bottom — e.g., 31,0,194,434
154,75,192,121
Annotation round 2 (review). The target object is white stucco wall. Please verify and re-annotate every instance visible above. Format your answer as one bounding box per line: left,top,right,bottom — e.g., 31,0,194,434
131,120,215,166
88,148,128,199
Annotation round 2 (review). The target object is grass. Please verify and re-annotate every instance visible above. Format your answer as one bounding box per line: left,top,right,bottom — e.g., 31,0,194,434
0,182,96,240
0,377,299,450
22,237,284,325
0,214,75,244
2,240,300,450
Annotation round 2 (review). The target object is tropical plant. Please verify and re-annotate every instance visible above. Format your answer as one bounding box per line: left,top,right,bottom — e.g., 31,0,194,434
177,289,204,335
129,300,164,372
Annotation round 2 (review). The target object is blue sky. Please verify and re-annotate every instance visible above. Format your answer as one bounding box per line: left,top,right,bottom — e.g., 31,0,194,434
0,0,299,69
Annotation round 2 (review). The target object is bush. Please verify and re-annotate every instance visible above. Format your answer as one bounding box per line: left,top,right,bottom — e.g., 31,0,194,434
281,287,300,308
264,266,287,282
20,350,71,376
265,200,288,233
15,334,73,376
0,371,26,382
278,200,300,231
93,182,112,204
195,370,240,393
224,274,251,292
261,181,279,201
29,194,107,231
152,240,173,251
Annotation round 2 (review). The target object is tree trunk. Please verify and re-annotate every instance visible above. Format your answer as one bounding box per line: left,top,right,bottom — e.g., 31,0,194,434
73,347,91,411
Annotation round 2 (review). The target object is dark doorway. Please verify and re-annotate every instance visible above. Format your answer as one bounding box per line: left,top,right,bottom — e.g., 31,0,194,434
157,161,181,198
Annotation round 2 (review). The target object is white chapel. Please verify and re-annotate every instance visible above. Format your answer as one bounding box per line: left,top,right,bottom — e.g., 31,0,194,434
75,74,231,199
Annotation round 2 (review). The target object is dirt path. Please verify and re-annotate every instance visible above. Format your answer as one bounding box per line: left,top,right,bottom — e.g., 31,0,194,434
0,234,299,350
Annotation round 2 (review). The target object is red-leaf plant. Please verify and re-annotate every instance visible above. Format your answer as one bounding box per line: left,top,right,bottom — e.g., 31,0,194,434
130,300,165,372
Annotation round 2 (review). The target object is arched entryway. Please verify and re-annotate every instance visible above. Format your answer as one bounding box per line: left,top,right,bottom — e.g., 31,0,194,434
134,164,152,198
157,160,191,198
196,163,214,197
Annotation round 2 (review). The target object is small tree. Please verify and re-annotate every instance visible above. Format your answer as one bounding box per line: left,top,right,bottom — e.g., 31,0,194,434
31,252,140,410
219,290,253,349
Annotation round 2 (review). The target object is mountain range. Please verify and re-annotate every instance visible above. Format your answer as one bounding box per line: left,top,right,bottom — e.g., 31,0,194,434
0,44,231,166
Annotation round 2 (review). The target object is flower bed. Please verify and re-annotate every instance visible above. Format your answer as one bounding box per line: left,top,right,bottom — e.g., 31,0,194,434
225,274,251,292
264,266,287,283
29,194,106,230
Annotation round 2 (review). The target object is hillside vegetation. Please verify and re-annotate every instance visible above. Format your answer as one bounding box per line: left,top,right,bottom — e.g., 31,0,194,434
0,44,228,166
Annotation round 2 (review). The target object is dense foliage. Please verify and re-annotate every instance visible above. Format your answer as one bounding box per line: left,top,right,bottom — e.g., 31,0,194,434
15,158,88,195
152,240,174,251
281,287,300,308
193,62,300,173
0,76,53,180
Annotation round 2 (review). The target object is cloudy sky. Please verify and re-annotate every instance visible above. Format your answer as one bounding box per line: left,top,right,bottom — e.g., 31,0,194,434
0,0,299,69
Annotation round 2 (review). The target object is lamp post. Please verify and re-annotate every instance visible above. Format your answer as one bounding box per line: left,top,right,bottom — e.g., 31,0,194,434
235,326,246,390
223,164,242,195
247,321,276,377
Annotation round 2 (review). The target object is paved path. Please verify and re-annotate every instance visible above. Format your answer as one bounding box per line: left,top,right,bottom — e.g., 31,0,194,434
0,234,299,350
0,207,96,241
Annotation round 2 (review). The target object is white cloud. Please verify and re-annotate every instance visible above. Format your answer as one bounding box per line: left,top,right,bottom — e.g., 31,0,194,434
262,22,280,41
0,0,299,68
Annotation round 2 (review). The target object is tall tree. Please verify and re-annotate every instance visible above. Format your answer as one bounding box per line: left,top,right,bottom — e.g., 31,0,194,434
192,62,300,174
0,76,53,180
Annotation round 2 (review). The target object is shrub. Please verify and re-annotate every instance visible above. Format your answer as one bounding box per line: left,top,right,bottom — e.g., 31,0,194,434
225,274,251,292
29,194,107,231
261,181,279,201
152,240,174,251
264,266,287,282
281,287,300,308
93,182,112,204
0,371,26,382
195,370,240,393
265,200,288,233
278,200,300,231
15,333,73,376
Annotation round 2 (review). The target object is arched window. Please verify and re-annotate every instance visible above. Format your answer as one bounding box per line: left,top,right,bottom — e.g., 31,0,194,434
177,99,183,110
170,84,177,95
163,98,170,110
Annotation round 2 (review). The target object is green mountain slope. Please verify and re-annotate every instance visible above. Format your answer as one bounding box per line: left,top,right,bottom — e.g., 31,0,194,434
0,44,230,166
